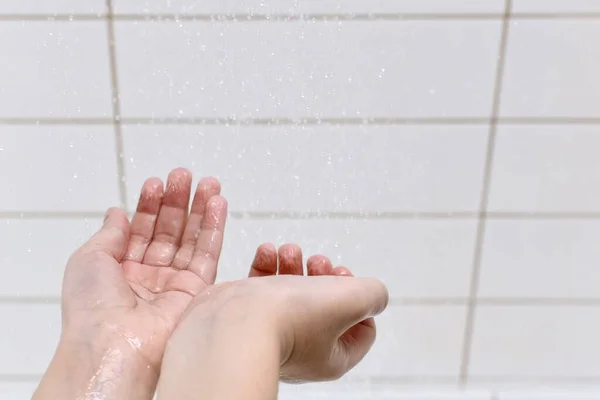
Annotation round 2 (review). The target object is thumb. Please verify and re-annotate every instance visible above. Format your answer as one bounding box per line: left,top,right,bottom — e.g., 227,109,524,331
79,207,130,261
317,277,387,378
328,277,389,333
336,319,377,373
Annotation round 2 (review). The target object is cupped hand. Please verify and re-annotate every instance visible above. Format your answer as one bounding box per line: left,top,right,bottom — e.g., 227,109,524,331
61,168,228,371
179,243,388,383
247,243,380,382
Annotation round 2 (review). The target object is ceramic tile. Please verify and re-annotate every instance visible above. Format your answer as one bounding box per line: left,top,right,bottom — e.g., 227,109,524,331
500,20,600,118
122,125,488,213
114,0,504,14
0,304,60,375
217,219,477,298
0,383,38,400
115,20,501,119
347,306,466,377
488,125,600,212
0,126,120,212
479,220,600,298
512,1,600,13
0,218,102,297
470,306,600,376
0,21,112,118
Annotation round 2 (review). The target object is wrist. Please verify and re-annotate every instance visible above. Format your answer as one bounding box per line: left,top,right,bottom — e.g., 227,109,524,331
159,291,282,399
185,281,291,362
34,334,157,400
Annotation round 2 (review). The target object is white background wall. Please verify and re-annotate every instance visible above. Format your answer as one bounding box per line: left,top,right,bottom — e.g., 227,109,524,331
2,1,600,399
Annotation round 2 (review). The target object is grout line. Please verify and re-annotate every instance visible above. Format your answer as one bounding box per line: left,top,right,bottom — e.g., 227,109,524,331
105,0,128,210
6,117,600,126
5,211,600,220
0,117,490,125
3,12,600,22
227,211,479,220
6,296,600,306
459,0,512,387
0,211,107,219
0,118,113,125
481,212,600,219
120,117,490,125
499,117,600,124
0,14,105,21
511,12,600,20
112,13,504,21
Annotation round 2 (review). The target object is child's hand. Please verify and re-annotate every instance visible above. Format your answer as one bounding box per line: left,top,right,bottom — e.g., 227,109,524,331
36,168,228,399
247,243,379,382
163,244,387,389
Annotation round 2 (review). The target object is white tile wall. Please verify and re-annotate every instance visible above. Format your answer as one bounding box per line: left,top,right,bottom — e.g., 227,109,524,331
280,384,492,400
3,0,600,398
114,20,501,119
217,219,477,298
488,126,600,212
470,306,600,377
349,306,467,378
0,304,60,376
0,126,119,212
512,1,600,13
122,125,488,213
113,1,505,15
0,218,101,297
479,220,600,298
0,21,112,118
500,20,600,118
498,393,600,400
0,1,105,14
0,383,38,400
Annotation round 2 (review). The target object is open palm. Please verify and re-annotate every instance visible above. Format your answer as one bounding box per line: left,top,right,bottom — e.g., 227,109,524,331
61,168,227,370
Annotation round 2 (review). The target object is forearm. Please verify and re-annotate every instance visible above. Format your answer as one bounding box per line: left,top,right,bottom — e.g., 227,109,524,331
157,304,281,400
33,336,157,400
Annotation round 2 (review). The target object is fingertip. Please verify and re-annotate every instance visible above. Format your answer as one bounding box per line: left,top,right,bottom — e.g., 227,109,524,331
333,266,353,277
164,168,193,208
363,278,389,317
249,243,278,277
137,177,164,214
197,176,222,195
169,167,192,181
258,242,277,255
278,244,303,275
278,243,301,263
307,254,333,276
207,195,228,211
104,207,128,227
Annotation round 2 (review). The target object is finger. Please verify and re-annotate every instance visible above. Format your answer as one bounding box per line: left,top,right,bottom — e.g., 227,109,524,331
333,266,353,277
327,277,389,333
248,243,278,277
307,255,334,276
188,195,228,285
124,177,163,262
336,320,377,375
143,168,192,266
79,207,130,261
172,177,221,270
278,244,303,275
332,266,375,327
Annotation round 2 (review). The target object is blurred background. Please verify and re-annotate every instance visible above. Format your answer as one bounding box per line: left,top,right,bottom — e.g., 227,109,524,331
2,1,600,399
